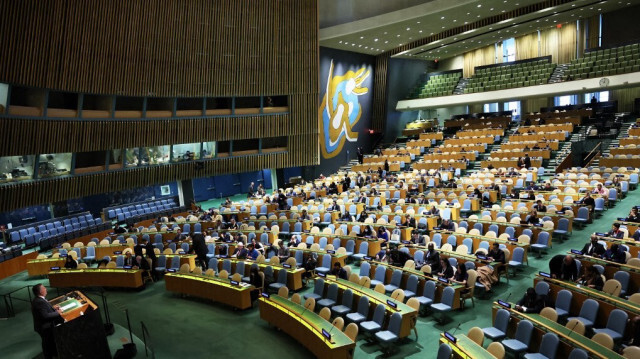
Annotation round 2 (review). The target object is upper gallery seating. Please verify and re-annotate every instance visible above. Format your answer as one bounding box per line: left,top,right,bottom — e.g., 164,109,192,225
465,57,556,93
408,71,462,99
104,198,182,223
564,43,640,80
6,212,106,249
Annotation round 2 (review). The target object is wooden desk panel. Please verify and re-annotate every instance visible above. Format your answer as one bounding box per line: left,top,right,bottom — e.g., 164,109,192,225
323,277,418,338
48,269,144,288
259,295,355,359
0,251,38,280
165,272,254,310
27,258,66,276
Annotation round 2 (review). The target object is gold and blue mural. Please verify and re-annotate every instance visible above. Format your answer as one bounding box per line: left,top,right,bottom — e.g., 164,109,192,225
319,60,371,159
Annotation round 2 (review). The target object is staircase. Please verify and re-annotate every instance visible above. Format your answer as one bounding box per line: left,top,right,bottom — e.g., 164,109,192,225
590,120,634,167
453,78,470,95
548,63,569,83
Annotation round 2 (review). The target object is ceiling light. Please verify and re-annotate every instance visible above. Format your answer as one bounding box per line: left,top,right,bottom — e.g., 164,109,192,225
358,45,361,47
419,30,423,33
339,40,342,43
385,41,389,43
406,27,411,31
441,16,445,20
477,4,482,7
397,34,400,37
490,8,494,10
417,21,421,24
360,36,364,39
374,38,378,42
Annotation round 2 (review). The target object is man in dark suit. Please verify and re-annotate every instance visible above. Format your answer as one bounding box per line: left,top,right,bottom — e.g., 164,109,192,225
581,235,606,257
191,232,208,270
143,238,158,279
425,243,441,273
123,251,135,267
31,283,63,359
523,154,531,169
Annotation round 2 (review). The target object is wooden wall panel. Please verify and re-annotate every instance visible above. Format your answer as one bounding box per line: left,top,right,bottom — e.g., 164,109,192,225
0,0,318,98
0,114,291,156
0,0,319,211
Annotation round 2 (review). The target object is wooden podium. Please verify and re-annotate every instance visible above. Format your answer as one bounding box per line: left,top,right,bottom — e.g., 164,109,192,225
50,291,111,359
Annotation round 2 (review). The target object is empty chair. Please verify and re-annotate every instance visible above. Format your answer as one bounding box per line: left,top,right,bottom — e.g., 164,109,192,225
169,256,181,270
573,207,589,228
384,269,402,293
352,242,368,262
83,246,96,263
554,289,572,320
404,275,419,299
431,286,455,323
360,303,386,337
319,307,331,321
467,326,484,346
567,299,599,330
268,269,287,292
303,279,325,302
502,319,534,356
567,349,588,359
315,255,332,275
508,247,525,275
553,218,570,239
623,347,640,359
154,255,167,272
483,308,510,341
346,296,370,325
614,270,630,296
592,332,614,350
317,283,339,310
344,322,358,341
370,265,386,288
331,289,354,317
487,342,505,359
592,309,627,342
540,307,558,322
374,312,402,354
565,319,586,336
531,232,550,258
523,333,559,359
416,280,436,314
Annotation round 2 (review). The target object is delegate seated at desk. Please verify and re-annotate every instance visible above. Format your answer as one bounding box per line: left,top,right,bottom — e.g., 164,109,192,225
64,256,78,269
425,243,441,273
514,287,545,313
626,208,640,223
232,242,248,259
577,266,604,291
581,235,606,257
580,192,595,212
607,223,625,239
603,244,626,264
440,219,455,231
487,243,506,274
437,258,454,279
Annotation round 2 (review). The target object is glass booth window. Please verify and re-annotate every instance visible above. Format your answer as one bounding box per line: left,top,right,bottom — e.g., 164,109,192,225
172,143,200,162
202,142,216,159
125,148,140,168
109,150,123,170
141,146,170,166
0,155,34,183
38,153,71,178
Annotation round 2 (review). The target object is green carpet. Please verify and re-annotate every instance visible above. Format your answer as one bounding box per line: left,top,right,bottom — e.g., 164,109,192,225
0,188,636,358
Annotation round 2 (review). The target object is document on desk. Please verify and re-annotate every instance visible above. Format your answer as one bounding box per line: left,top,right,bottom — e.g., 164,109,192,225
60,302,78,311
